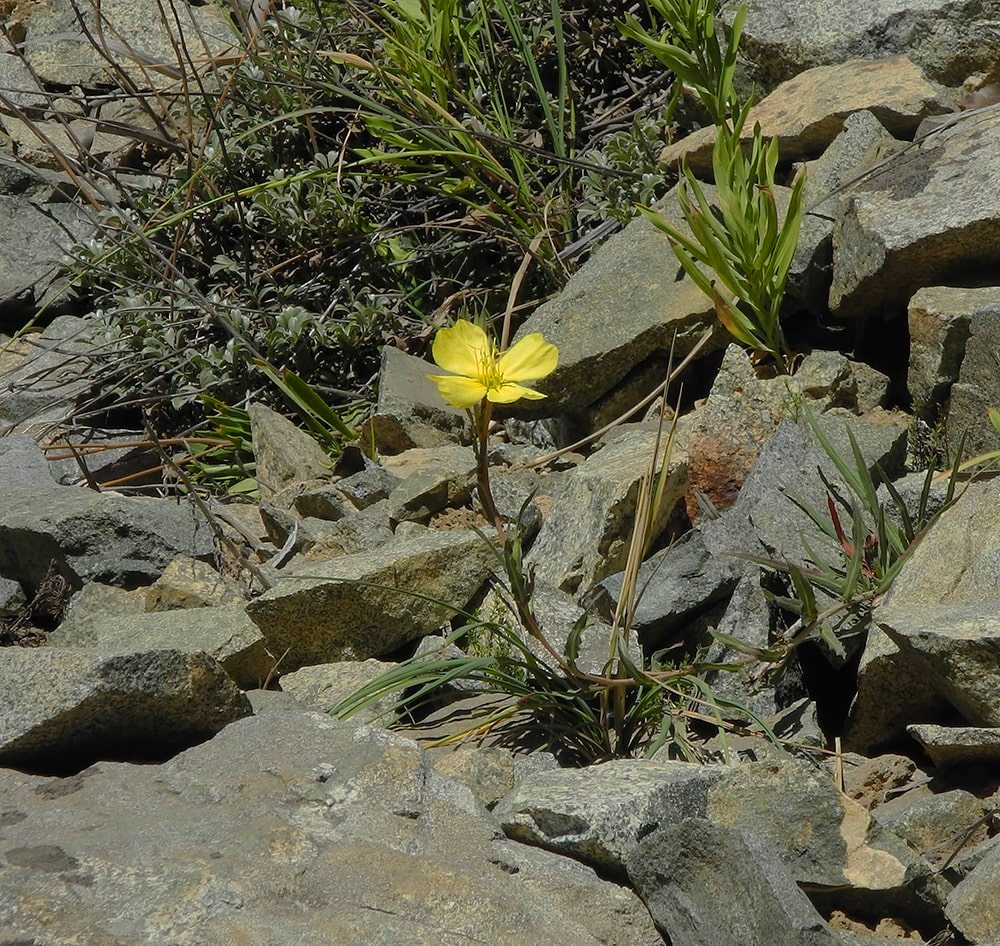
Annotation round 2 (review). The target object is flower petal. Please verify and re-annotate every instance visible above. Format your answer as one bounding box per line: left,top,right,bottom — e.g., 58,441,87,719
496,333,558,382
427,373,488,408
486,382,547,404
432,320,491,377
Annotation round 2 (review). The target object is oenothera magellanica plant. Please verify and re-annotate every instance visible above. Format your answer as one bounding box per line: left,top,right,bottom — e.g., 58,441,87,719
335,319,770,763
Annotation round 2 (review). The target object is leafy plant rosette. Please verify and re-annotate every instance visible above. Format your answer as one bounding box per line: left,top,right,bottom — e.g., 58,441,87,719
334,319,769,764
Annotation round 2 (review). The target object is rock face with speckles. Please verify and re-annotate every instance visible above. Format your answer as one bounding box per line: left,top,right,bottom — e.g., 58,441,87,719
830,109,1000,317
0,647,251,773
0,712,661,946
719,0,1000,92
246,528,493,670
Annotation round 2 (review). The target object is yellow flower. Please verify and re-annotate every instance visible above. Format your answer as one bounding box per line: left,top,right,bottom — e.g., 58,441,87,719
427,320,558,409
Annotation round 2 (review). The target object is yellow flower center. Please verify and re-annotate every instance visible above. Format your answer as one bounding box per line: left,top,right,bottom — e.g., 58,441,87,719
476,343,505,391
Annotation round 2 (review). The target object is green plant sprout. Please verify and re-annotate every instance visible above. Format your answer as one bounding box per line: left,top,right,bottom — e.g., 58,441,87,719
624,0,804,372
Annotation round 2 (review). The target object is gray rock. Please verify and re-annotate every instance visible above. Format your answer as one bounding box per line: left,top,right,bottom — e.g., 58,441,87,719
799,110,903,211
947,836,1000,943
0,647,251,772
0,314,93,432
879,602,1000,727
704,760,947,924
943,290,1000,458
704,572,786,719
46,427,160,488
291,502,395,561
596,527,743,646
0,433,57,489
719,0,1000,91
942,834,1000,887
292,482,353,521
143,555,245,611
873,789,985,863
23,0,234,88
627,819,842,946
248,403,331,501
905,286,1000,416
54,581,145,637
909,724,1000,768
661,57,948,175
281,657,401,721
0,576,26,616
497,756,946,926
363,345,469,454
384,445,477,524
334,464,400,510
844,622,951,755
47,605,272,689
685,345,892,511
478,579,642,677
0,52,47,110
0,486,213,593
427,745,557,810
704,413,908,565
246,528,493,670
494,759,729,874
830,109,1000,318
510,183,723,415
0,713,661,945
526,426,688,595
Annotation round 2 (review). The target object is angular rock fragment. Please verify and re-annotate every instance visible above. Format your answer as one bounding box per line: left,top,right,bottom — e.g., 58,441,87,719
0,647,251,772
719,0,1000,90
947,839,1000,943
627,819,842,946
510,184,722,414
47,605,271,689
248,403,331,500
494,759,728,873
144,555,245,611
830,108,1000,317
363,345,469,454
0,486,212,593
661,57,947,174
879,603,1000,727
246,528,493,669
908,724,1000,768
526,426,687,594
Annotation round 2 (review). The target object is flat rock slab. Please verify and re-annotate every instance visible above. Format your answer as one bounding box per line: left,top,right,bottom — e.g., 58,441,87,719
0,713,661,946
719,0,1000,90
908,724,1000,767
48,605,272,690
830,108,1000,317
495,759,728,874
0,647,251,773
878,602,1000,727
497,757,946,926
0,485,213,593
510,183,723,414
661,57,947,175
246,528,493,669
627,819,841,946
